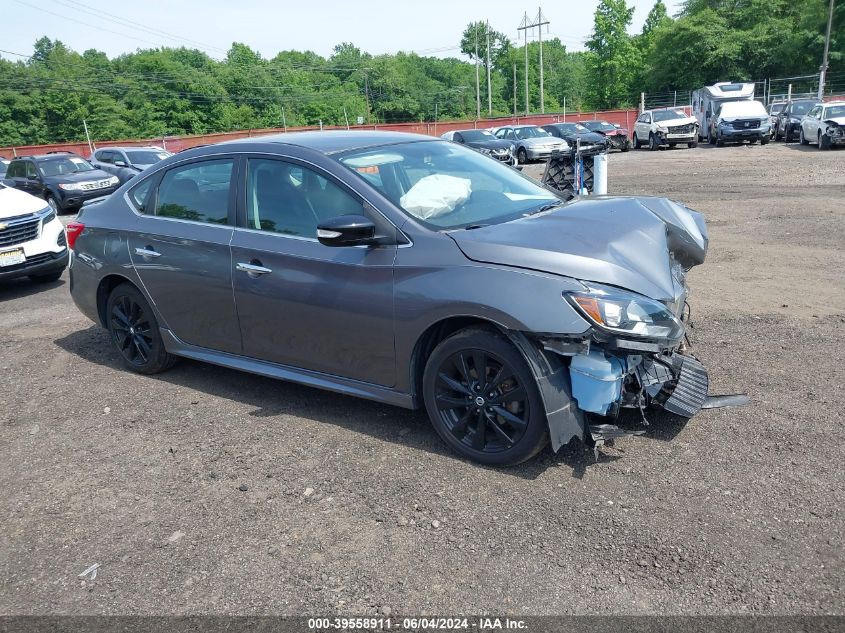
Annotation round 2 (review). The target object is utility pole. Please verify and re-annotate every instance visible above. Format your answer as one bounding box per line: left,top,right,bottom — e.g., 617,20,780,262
281,106,287,132
475,23,481,119
513,63,517,116
364,70,371,124
518,9,550,114
818,0,835,100
518,12,530,115
82,119,94,155
486,20,492,115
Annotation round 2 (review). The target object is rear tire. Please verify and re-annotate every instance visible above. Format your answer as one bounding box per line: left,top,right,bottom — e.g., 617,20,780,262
688,141,698,148
106,283,176,375
422,327,549,467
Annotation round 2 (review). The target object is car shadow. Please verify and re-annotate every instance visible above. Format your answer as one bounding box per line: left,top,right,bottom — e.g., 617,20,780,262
781,142,843,152
55,325,687,481
0,277,65,300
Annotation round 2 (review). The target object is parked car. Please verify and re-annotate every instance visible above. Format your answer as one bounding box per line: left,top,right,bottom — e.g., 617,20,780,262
578,120,630,151
0,182,69,283
768,102,786,139
0,159,9,178
632,109,698,150
540,123,608,152
441,129,516,165
800,101,845,149
90,146,172,184
492,125,569,164
2,152,120,214
708,100,771,146
775,99,818,142
68,131,719,466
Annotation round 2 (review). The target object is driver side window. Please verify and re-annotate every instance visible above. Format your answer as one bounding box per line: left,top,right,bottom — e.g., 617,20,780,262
245,158,361,239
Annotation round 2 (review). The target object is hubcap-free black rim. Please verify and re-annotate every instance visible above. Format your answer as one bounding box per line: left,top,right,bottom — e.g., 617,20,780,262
110,295,154,366
434,349,529,454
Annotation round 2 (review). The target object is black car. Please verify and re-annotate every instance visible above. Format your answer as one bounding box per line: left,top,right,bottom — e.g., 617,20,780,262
0,159,9,178
441,129,515,164
579,120,631,151
90,146,172,184
776,100,819,142
3,152,120,214
540,123,609,151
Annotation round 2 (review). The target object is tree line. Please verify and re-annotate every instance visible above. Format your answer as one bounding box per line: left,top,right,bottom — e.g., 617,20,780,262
0,0,840,146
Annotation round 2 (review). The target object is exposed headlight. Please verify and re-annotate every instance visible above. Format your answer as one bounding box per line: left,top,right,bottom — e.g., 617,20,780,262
655,125,667,133
478,147,492,155
39,206,56,225
107,175,119,185
58,182,82,191
565,283,684,340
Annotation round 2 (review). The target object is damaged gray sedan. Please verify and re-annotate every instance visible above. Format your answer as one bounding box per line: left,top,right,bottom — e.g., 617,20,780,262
68,131,734,466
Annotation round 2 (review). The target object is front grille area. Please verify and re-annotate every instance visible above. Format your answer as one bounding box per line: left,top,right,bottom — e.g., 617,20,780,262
730,119,761,130
0,251,51,273
79,179,113,191
0,215,40,247
667,123,695,134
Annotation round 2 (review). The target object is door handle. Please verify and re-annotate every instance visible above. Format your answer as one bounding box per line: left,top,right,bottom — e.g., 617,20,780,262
236,262,272,276
134,247,161,258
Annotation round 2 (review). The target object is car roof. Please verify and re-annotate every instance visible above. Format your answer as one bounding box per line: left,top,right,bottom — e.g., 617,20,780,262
822,101,845,106
220,130,435,155
453,128,491,133
97,146,166,151
12,153,85,161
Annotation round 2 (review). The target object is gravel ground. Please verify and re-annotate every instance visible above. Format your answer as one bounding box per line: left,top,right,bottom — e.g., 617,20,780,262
0,141,843,616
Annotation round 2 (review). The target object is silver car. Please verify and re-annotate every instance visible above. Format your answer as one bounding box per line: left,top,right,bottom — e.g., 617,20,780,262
68,131,725,466
493,125,569,164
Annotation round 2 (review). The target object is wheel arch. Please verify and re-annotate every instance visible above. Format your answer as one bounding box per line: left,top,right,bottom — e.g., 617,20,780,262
96,273,139,327
409,315,507,407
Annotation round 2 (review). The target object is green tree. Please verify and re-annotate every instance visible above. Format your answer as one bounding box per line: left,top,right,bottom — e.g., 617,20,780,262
584,0,640,109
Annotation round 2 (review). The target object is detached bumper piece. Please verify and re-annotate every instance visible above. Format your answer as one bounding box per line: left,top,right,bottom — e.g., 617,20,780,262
662,355,709,417
588,423,645,461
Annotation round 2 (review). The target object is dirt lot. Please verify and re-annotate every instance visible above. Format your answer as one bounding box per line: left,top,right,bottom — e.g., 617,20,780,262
1,142,843,616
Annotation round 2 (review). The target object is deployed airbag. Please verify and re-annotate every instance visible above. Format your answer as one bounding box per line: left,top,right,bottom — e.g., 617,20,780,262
400,174,471,220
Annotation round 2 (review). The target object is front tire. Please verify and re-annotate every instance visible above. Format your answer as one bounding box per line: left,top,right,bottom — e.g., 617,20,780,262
649,133,660,151
45,194,60,215
106,283,176,374
632,133,640,149
819,132,831,150
516,148,528,164
422,327,549,466
688,140,698,148
800,128,809,145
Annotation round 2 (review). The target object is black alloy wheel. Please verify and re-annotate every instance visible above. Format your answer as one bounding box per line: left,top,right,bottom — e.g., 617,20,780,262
423,328,548,466
517,147,528,164
106,283,176,374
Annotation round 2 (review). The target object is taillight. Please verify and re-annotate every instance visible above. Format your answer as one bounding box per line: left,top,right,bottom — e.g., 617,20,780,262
66,222,85,250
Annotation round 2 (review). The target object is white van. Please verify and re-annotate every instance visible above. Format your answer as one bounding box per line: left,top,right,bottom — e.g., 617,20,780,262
692,83,755,143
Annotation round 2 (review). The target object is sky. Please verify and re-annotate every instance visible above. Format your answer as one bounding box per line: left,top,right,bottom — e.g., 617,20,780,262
0,0,682,62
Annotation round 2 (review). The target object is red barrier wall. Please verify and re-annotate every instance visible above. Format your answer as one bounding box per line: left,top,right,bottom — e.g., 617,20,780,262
0,109,640,159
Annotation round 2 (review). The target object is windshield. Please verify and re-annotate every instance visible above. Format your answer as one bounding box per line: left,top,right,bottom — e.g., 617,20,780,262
338,140,559,230
583,121,615,131
769,103,784,114
653,110,687,122
459,130,496,142
39,156,95,176
823,105,845,118
514,126,551,140
789,102,816,116
719,101,767,118
126,150,170,164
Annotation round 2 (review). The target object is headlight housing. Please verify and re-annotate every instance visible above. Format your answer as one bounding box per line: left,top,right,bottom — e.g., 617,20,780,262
565,283,684,341
107,175,119,186
58,182,82,191
39,206,56,225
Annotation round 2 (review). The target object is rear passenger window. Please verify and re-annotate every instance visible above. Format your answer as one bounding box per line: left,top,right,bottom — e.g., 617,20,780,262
128,178,154,213
154,159,233,224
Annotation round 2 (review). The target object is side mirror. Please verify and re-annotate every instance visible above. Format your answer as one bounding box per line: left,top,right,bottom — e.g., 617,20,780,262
317,214,377,247
114,160,127,167
27,174,38,181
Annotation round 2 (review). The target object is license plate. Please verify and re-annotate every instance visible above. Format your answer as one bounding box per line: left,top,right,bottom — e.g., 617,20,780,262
0,248,25,267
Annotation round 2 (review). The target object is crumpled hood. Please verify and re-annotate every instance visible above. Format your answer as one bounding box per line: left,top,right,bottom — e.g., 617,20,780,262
449,196,708,301
825,117,845,126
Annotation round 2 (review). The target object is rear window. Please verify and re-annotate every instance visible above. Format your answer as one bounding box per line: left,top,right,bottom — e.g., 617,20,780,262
154,159,233,224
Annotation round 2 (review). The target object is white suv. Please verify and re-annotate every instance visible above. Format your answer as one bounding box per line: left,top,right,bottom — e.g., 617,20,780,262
0,183,69,284
632,109,698,150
